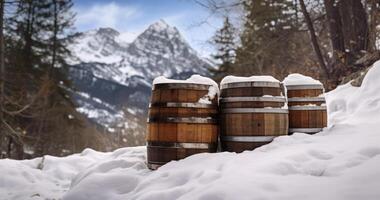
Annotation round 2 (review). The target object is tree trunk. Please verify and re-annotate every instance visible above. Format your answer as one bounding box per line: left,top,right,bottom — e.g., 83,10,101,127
299,0,329,79
324,0,346,63
338,0,369,62
368,0,380,52
0,0,5,157
51,0,58,76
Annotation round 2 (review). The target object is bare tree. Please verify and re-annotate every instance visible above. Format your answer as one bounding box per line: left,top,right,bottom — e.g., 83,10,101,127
0,0,5,158
299,0,329,79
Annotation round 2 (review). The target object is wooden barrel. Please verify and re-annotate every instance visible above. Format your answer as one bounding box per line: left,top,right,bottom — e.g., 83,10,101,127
146,83,218,170
219,80,288,153
286,84,327,134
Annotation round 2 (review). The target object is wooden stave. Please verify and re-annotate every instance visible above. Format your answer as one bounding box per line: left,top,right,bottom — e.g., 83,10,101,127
219,96,286,109
147,84,218,169
219,81,288,152
288,109,327,133
147,143,216,169
285,84,324,90
219,113,288,136
286,85,327,134
151,86,218,105
147,104,218,144
220,101,285,109
286,88,324,98
146,122,218,143
221,141,270,153
220,87,282,98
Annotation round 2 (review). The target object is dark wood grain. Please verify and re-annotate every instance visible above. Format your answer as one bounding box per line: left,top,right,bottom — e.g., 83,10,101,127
220,82,288,153
287,86,327,134
147,83,218,170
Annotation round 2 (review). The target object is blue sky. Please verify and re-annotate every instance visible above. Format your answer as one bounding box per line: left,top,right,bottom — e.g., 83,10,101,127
73,0,223,56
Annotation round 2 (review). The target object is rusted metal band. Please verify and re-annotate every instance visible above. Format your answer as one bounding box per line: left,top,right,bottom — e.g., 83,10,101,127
219,96,286,103
221,81,280,89
147,117,217,124
221,136,275,142
285,84,324,90
289,128,324,133
153,83,211,91
147,142,216,149
287,97,325,102
288,106,327,111
149,102,217,108
221,108,288,114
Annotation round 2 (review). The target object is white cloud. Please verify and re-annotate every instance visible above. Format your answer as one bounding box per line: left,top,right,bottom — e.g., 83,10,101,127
74,2,139,32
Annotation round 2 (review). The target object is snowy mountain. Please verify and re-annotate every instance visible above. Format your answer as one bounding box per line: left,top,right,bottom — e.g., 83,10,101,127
2,62,380,199
67,20,212,145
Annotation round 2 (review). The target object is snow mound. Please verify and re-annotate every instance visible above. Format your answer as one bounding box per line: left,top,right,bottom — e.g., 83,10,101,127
2,62,380,200
283,73,322,86
326,60,380,125
61,61,380,200
0,147,145,199
221,75,280,85
153,74,217,86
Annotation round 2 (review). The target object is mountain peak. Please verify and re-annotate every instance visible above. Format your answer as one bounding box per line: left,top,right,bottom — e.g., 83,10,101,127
150,19,170,28
96,27,120,37
147,19,178,33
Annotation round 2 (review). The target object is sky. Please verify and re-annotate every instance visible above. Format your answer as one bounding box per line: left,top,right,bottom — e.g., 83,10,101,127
73,0,224,56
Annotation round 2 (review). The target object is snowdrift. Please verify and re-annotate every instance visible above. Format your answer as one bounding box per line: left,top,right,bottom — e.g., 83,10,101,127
2,62,380,200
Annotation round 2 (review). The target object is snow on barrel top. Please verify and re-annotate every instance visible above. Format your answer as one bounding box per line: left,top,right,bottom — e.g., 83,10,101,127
153,74,219,102
153,74,217,87
283,73,322,86
221,75,280,86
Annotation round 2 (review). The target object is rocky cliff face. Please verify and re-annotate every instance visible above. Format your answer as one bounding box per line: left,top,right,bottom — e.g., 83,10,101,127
67,20,212,146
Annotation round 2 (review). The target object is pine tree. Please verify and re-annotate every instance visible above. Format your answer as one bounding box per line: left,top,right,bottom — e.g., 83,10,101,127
1,0,51,158
211,16,236,81
234,0,297,77
0,0,109,158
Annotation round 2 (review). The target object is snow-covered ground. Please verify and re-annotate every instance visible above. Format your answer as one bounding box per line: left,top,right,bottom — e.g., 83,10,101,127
2,62,380,200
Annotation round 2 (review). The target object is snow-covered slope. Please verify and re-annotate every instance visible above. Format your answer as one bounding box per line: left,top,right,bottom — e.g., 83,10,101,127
2,62,380,200
67,20,212,145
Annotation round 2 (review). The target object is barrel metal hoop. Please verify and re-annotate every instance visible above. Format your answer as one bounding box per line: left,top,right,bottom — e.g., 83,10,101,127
221,108,288,114
149,102,217,109
288,106,327,111
220,96,286,103
287,97,325,102
147,117,217,124
221,136,275,142
153,83,211,91
147,142,216,149
289,128,324,133
147,162,163,170
285,84,324,90
221,81,280,89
